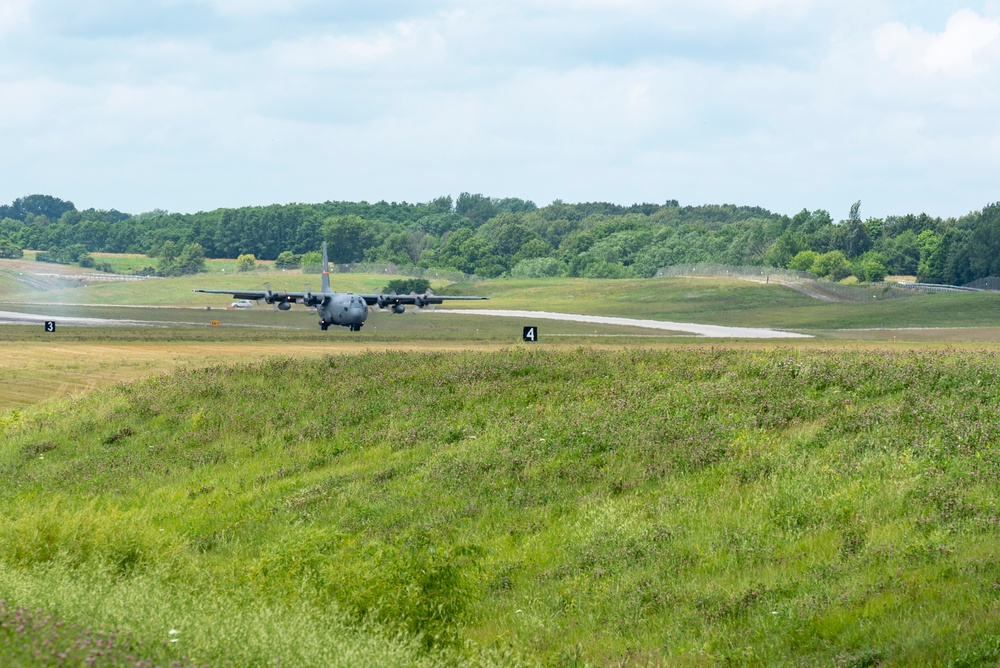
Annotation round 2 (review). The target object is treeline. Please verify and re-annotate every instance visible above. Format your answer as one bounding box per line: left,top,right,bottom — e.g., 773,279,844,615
1,193,999,285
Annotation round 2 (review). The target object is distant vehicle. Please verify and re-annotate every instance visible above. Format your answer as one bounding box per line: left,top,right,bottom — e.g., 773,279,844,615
229,300,254,310
196,242,489,331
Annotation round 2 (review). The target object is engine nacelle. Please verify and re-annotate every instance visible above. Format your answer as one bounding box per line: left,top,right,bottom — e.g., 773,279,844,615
391,303,406,314
377,295,390,309
278,301,292,311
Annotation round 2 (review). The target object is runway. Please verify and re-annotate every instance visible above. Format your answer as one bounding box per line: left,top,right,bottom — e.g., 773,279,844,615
435,309,812,339
0,310,153,327
0,307,812,339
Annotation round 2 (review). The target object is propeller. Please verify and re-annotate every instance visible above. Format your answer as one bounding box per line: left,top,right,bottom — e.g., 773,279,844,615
302,284,318,311
263,282,293,311
371,289,386,312
411,290,436,313
381,291,405,314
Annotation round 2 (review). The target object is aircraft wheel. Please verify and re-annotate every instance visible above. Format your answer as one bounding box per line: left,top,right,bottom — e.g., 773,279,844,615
320,321,329,331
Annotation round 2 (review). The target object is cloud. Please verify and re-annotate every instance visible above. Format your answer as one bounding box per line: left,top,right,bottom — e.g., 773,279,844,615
526,0,820,15
0,0,32,34
875,9,1000,76
2,0,1000,218
270,20,446,73
206,0,301,18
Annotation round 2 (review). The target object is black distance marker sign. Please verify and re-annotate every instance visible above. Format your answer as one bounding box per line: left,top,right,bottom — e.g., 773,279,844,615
44,321,56,333
522,326,538,342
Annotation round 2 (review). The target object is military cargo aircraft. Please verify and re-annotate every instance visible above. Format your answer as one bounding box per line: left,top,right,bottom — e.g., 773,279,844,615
194,243,489,331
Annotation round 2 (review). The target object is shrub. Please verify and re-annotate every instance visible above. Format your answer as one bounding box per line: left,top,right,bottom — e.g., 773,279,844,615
509,257,565,278
384,278,431,294
236,254,257,272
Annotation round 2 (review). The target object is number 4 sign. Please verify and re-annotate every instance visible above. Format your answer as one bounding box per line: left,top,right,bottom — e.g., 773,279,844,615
522,326,538,342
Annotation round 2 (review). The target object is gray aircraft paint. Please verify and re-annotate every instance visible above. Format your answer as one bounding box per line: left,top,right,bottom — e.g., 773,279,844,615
194,242,489,331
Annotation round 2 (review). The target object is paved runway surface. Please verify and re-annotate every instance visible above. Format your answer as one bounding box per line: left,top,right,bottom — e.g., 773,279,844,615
0,310,152,327
437,309,812,339
0,307,811,338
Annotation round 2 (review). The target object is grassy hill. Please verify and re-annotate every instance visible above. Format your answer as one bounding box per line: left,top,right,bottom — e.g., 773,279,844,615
474,278,1000,330
3,348,1000,665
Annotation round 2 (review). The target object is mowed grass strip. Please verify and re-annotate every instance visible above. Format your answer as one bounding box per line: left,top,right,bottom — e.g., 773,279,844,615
2,348,1000,665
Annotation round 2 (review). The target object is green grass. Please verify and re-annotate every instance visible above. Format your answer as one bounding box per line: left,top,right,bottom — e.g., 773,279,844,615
3,348,1000,665
20,251,278,275
6,263,1000,334
472,277,1000,330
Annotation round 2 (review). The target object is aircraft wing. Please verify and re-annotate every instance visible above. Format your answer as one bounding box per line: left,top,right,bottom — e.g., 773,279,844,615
193,288,325,306
360,294,490,307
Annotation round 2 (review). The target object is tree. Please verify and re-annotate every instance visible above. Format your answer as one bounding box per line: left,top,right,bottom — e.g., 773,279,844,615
300,251,322,273
3,195,76,222
838,218,873,258
763,232,807,268
788,250,820,272
158,240,179,263
236,254,257,272
880,230,920,276
384,278,431,294
509,257,565,278
811,251,850,280
0,237,23,259
853,251,888,283
372,232,413,265
176,243,206,274
848,200,862,224
275,251,301,269
455,193,497,226
323,215,378,263
966,202,1000,279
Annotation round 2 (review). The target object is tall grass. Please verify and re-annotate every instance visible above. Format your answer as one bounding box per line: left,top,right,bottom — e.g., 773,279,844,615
2,348,1000,665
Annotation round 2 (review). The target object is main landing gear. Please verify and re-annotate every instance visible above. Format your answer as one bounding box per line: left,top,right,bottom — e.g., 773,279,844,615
319,320,363,332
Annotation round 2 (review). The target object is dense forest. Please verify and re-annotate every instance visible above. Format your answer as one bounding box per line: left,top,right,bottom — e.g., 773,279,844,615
1,193,999,285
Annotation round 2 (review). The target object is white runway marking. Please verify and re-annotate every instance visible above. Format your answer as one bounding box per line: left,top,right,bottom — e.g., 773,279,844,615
0,310,155,327
437,309,812,339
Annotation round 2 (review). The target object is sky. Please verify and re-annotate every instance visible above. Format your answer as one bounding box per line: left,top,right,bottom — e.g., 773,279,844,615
1,0,999,220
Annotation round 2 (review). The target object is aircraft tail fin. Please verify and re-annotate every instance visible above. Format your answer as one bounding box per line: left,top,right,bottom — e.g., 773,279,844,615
321,241,331,293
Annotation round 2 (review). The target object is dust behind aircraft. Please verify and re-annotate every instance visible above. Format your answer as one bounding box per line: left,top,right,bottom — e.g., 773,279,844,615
194,243,488,331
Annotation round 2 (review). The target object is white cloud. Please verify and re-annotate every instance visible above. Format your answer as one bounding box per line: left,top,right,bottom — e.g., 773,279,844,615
3,0,1000,217
197,0,303,18
0,0,33,34
526,0,820,14
875,9,1000,76
270,20,446,73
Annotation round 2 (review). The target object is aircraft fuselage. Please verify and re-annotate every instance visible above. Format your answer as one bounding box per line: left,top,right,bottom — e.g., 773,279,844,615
319,293,368,331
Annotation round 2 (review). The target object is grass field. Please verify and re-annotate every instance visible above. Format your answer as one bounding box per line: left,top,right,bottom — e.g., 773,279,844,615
3,264,1000,665
5,260,1000,333
17,251,278,275
3,348,1000,666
